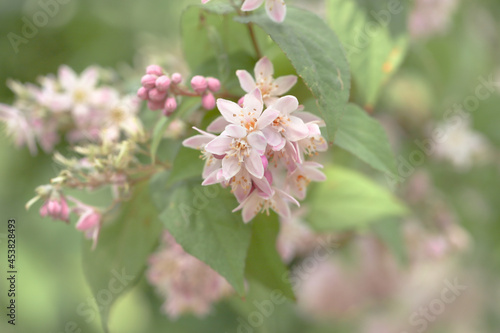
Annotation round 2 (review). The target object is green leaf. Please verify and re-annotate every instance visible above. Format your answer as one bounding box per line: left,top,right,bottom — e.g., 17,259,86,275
307,166,408,231
82,182,162,332
326,0,409,107
151,177,252,295
237,7,351,140
334,103,397,175
245,213,295,301
167,146,204,186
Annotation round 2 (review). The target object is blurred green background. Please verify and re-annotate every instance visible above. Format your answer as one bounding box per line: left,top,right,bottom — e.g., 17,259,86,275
1,0,500,333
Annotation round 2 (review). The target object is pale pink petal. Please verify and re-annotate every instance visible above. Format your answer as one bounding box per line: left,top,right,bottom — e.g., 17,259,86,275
202,169,223,185
277,189,300,207
273,193,292,219
256,108,279,129
223,124,247,139
252,176,273,197
243,88,264,116
222,156,241,179
245,149,264,178
81,66,99,88
254,57,274,82
296,111,324,124
183,135,212,149
265,0,287,23
205,136,233,155
233,192,262,223
207,116,229,133
273,75,297,95
58,65,77,88
247,131,267,154
233,181,252,202
262,127,283,147
241,0,264,11
202,158,221,179
236,70,256,93
217,99,242,124
272,95,299,114
284,116,309,141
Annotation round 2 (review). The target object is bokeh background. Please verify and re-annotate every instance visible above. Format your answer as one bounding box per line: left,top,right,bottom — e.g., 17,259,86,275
0,0,499,332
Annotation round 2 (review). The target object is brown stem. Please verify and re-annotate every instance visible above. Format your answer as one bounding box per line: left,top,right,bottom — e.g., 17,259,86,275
247,22,262,59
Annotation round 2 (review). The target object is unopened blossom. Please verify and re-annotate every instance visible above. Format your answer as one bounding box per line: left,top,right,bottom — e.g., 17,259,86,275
39,195,70,222
409,0,459,39
147,232,233,318
76,209,102,250
237,57,297,106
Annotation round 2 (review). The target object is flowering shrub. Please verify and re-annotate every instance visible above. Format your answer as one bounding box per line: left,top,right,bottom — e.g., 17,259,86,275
1,0,489,332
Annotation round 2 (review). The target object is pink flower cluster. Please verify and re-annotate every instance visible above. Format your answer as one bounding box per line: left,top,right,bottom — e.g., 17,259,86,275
137,65,220,116
0,66,143,154
202,0,287,23
147,232,233,318
183,57,327,223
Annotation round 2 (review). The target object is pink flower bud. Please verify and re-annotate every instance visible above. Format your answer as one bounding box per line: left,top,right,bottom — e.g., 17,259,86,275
191,75,208,94
76,212,101,231
238,96,245,107
146,65,163,76
201,92,216,110
48,200,61,216
261,155,269,170
40,204,48,217
148,100,164,111
141,74,157,89
207,77,221,92
156,75,171,92
148,88,167,102
163,97,177,116
137,87,149,100
171,73,183,85
60,197,70,222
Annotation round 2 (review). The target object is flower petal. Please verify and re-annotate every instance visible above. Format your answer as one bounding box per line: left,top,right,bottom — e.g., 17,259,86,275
207,116,229,133
223,124,247,139
241,0,264,11
245,149,265,178
243,88,264,117
273,75,297,95
236,70,256,93
216,98,242,124
222,156,241,179
265,0,287,23
262,127,283,147
247,131,267,154
182,135,212,149
284,116,309,141
256,108,279,129
252,175,273,198
254,57,274,82
205,135,233,155
272,95,299,114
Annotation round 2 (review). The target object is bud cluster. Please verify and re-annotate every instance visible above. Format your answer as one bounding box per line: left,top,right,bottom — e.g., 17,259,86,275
137,65,220,116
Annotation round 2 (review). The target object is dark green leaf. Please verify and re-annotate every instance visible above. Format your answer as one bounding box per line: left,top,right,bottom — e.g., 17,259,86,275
335,103,397,175
245,213,295,301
